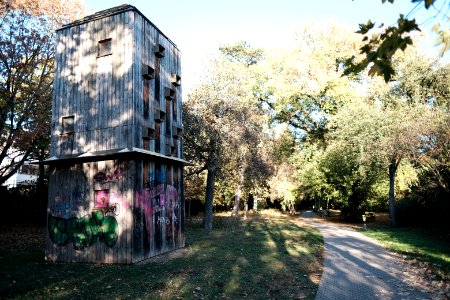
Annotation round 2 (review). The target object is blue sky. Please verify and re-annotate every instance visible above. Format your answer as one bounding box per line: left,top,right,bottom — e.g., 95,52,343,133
83,0,446,93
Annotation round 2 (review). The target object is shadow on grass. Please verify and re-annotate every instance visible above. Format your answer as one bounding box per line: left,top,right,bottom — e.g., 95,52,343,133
0,211,323,299
363,227,450,277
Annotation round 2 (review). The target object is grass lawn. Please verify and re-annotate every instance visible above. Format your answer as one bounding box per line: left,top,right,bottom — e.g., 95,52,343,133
0,210,323,299
361,226,450,279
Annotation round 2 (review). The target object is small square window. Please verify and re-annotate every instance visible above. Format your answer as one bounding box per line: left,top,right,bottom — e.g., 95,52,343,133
154,43,165,58
98,38,112,57
171,74,181,86
142,127,155,140
154,110,165,123
142,64,155,80
62,116,74,134
172,125,182,139
164,87,175,101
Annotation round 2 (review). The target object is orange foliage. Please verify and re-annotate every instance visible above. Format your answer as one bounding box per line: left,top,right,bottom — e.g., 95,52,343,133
1,0,85,26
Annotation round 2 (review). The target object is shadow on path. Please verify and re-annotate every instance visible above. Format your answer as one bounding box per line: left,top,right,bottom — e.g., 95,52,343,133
301,211,431,300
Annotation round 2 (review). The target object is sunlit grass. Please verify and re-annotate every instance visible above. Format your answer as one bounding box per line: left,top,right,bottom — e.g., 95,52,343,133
362,226,450,277
0,210,323,299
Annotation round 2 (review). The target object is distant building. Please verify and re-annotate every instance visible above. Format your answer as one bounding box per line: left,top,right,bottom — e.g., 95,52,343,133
2,163,39,188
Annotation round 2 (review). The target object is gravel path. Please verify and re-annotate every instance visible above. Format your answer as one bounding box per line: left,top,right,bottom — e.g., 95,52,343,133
301,210,433,300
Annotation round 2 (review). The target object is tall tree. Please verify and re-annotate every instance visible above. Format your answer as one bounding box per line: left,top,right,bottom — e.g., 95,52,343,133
290,41,449,224
183,42,270,227
262,24,363,143
331,92,447,226
0,0,84,185
183,99,224,231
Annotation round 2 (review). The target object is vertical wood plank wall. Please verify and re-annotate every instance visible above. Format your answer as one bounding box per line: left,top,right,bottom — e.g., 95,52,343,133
46,160,133,264
47,6,185,264
52,10,137,156
130,11,184,262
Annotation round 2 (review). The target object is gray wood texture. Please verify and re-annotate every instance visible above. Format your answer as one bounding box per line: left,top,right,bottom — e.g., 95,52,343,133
47,5,185,264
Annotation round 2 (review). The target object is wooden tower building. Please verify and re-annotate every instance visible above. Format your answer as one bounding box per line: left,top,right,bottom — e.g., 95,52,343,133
43,5,186,264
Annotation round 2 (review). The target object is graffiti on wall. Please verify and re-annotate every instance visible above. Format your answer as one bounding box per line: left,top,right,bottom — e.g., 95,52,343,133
135,182,180,246
93,167,124,184
135,184,179,222
54,189,88,218
48,208,119,250
95,189,110,208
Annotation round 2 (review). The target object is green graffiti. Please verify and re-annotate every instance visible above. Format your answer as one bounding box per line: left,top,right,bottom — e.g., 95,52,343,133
48,210,118,250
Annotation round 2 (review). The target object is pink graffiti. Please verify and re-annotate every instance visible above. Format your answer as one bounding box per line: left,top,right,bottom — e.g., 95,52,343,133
135,184,179,238
110,192,130,209
93,167,124,183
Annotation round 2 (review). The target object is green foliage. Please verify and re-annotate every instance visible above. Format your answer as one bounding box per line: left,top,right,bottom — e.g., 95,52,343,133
345,15,419,82
346,0,449,82
184,21,449,226
0,9,53,185
184,42,273,224
262,23,362,141
397,164,450,227
0,182,48,224
219,41,264,66
270,126,296,166
292,47,449,219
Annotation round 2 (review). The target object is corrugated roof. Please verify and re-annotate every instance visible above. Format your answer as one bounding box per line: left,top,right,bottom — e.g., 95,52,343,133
57,4,178,49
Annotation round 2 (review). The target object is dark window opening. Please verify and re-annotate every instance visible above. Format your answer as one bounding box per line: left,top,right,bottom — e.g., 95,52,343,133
143,127,155,141
154,109,165,123
62,116,74,134
165,143,172,156
165,99,171,134
172,139,178,157
173,167,179,189
155,163,164,185
172,125,182,139
154,57,161,104
154,43,165,58
142,64,155,80
98,38,112,57
143,80,150,120
167,165,173,183
171,73,181,86
155,122,161,153
143,139,149,150
165,87,175,101
144,161,150,187
172,98,178,120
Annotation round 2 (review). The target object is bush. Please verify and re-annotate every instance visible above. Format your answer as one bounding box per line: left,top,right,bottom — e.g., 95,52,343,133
0,183,48,225
396,189,450,228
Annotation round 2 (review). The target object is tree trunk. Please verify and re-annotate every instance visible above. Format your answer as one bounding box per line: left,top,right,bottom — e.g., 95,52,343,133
36,147,46,191
188,197,192,222
231,165,245,217
203,167,216,231
388,159,399,227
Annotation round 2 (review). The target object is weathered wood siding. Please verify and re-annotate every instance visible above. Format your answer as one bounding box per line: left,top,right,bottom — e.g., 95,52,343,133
48,5,185,264
51,9,135,156
128,11,184,262
46,159,134,264
132,160,184,262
